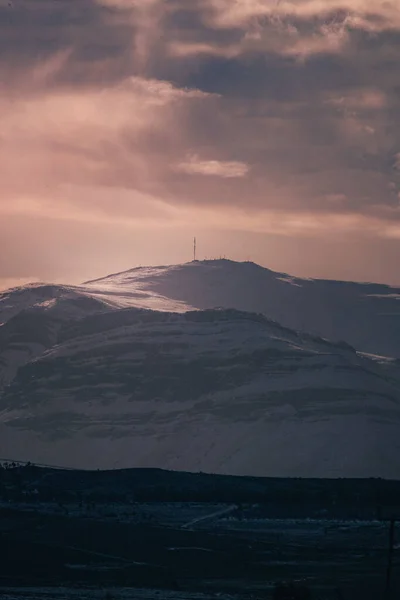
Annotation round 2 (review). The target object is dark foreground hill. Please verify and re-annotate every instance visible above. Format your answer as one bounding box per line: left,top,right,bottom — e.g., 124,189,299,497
1,465,400,600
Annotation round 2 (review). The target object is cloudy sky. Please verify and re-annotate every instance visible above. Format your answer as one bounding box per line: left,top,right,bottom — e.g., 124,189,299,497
1,0,400,289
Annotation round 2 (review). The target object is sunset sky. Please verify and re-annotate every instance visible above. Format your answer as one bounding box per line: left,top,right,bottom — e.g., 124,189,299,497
1,0,400,289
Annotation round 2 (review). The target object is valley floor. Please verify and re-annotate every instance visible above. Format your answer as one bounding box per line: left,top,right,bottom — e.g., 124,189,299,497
1,500,400,600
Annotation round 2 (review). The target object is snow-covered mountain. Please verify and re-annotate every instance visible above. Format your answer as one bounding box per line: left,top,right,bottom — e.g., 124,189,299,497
1,259,400,478
3,259,399,358
85,259,400,359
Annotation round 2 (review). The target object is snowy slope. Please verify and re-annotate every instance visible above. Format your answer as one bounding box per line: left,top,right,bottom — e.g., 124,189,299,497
83,266,194,312
0,276,193,324
86,260,400,358
0,272,194,390
1,305,400,478
3,259,399,358
0,285,113,390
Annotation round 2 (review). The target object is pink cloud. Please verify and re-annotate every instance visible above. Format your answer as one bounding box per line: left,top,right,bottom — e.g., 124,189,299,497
175,155,250,178
205,0,400,29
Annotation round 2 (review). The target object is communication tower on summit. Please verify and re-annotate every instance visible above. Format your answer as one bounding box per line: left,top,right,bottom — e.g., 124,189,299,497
193,237,197,261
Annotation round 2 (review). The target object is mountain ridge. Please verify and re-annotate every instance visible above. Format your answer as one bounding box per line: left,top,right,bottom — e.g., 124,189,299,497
82,259,400,358
1,259,400,478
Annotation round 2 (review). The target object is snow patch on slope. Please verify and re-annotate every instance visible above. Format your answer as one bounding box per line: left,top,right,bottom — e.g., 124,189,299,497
81,265,195,312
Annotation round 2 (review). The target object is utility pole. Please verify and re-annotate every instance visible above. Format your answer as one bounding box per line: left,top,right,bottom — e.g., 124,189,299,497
193,237,196,261
384,518,396,600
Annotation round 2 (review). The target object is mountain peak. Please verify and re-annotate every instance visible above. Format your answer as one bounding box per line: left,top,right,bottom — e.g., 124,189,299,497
2,259,400,357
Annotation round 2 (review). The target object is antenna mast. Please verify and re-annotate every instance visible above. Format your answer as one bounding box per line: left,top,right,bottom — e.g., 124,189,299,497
193,237,196,261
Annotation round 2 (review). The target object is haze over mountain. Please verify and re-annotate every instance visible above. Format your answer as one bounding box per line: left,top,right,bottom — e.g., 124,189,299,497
1,259,400,478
